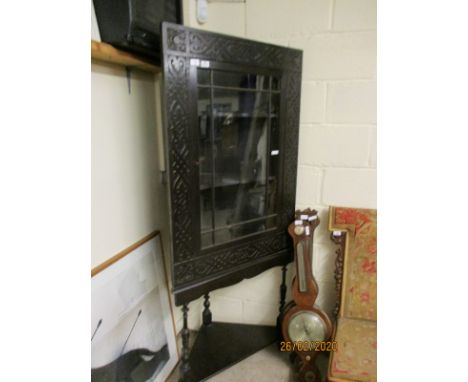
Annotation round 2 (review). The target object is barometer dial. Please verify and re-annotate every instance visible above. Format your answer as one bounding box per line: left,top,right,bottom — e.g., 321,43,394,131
287,311,327,343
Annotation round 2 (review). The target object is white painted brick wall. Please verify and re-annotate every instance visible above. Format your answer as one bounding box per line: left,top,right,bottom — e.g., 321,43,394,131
326,81,377,123
243,300,278,326
299,125,371,167
290,32,376,80
295,166,322,206
210,295,244,323
182,0,246,38
246,0,331,39
333,0,377,30
322,168,377,207
212,267,283,303
300,82,326,123
177,0,376,332
369,128,377,168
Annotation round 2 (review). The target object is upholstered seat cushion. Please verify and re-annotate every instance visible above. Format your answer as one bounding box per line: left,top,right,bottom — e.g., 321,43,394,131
329,318,377,382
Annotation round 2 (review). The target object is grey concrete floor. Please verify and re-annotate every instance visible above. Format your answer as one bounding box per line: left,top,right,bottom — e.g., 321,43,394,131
167,331,329,382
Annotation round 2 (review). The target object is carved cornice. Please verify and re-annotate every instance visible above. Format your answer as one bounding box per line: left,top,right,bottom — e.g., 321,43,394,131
165,24,302,73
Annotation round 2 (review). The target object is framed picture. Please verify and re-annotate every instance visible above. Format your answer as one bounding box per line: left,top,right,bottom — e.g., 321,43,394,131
91,232,178,382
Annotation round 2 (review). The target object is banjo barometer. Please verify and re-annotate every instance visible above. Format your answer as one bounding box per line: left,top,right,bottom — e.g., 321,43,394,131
281,209,333,382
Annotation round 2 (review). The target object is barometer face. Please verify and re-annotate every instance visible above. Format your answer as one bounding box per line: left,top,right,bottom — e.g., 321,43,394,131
287,311,327,343
294,226,305,236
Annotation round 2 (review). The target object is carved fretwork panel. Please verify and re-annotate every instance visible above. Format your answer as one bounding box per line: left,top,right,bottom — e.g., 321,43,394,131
167,28,187,53
165,54,195,262
174,232,289,285
281,74,301,227
162,23,302,305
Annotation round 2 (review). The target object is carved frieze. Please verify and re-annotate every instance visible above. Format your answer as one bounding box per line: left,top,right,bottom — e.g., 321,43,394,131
174,232,288,285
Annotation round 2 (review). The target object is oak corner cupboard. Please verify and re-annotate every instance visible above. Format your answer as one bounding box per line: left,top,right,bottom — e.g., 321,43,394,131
161,21,303,382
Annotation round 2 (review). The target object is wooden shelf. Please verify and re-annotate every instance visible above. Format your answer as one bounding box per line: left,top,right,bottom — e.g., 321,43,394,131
91,40,161,73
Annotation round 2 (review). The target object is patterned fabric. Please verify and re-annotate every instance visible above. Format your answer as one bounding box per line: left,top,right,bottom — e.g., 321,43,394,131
328,207,377,381
329,318,377,382
335,208,377,321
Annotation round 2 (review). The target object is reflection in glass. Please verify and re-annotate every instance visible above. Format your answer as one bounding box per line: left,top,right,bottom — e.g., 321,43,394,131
214,89,269,117
272,77,280,90
198,87,214,246
213,71,268,90
197,69,210,85
198,68,281,248
270,93,280,116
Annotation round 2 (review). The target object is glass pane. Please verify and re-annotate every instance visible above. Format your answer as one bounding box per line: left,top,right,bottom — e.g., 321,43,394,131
213,89,269,118
197,69,210,85
212,88,269,245
198,69,281,248
213,216,277,243
270,116,280,151
272,77,280,91
213,71,268,91
201,231,213,248
198,87,214,247
266,98,281,216
270,93,280,116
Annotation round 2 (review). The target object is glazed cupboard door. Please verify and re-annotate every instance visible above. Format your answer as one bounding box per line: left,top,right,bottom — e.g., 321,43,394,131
197,66,280,248
161,23,302,305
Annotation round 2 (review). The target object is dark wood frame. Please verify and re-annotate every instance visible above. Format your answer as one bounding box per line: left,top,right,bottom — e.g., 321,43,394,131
161,22,303,306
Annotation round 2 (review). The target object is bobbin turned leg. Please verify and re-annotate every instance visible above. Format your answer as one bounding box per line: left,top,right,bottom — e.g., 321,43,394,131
202,293,212,326
179,304,190,382
331,231,346,320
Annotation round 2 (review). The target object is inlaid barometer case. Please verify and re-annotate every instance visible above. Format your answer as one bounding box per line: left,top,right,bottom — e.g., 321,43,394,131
161,22,302,381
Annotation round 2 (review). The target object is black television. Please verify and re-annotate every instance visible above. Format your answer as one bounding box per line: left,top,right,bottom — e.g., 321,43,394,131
93,0,182,63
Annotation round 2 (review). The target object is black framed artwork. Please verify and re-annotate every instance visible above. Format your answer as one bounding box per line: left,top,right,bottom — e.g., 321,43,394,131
91,233,179,382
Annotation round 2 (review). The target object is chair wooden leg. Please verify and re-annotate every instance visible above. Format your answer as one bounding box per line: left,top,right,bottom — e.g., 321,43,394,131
279,264,288,316
276,264,288,342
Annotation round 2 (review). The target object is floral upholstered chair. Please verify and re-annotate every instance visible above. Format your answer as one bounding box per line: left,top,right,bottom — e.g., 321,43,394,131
327,207,377,382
